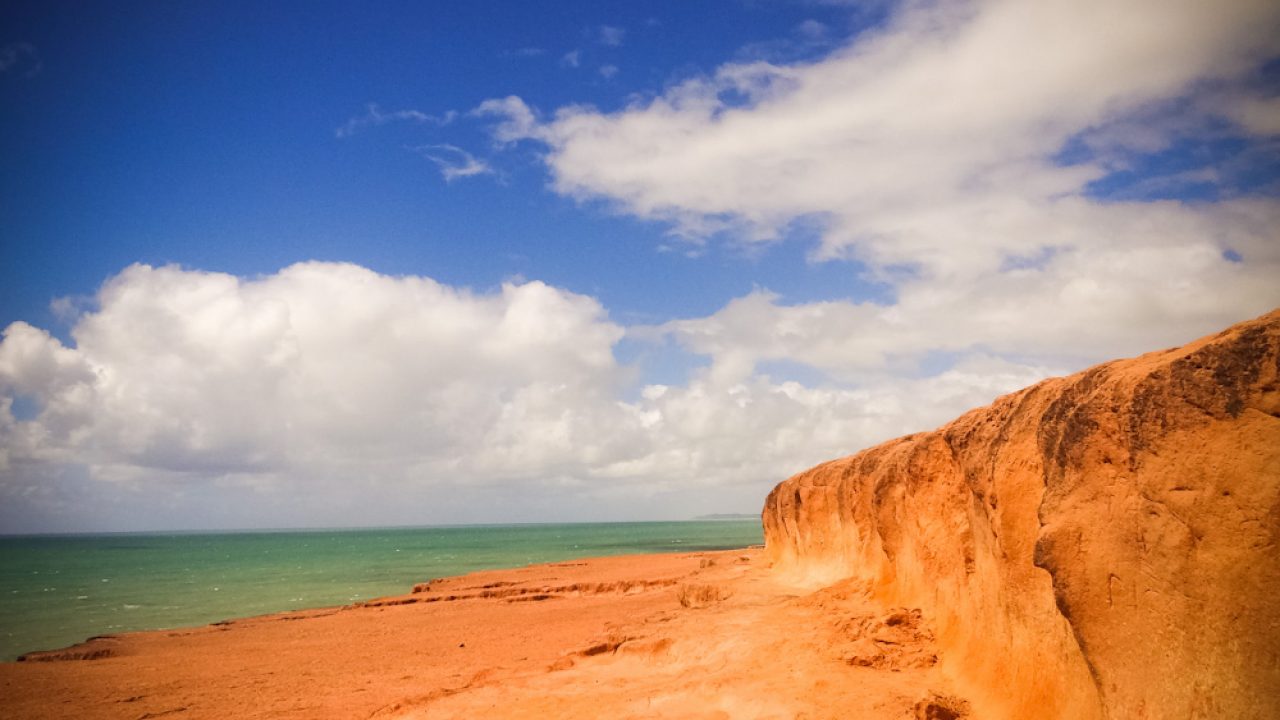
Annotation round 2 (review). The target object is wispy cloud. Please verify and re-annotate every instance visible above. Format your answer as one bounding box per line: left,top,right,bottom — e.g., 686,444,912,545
0,42,41,78
794,19,828,40
335,103,456,138
409,144,493,182
560,50,582,69
593,25,626,47
732,18,838,63
472,96,540,145
503,47,546,59
598,64,619,79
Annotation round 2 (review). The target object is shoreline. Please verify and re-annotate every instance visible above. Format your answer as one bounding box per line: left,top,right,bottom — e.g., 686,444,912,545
0,520,764,663
0,546,962,719
10,544,765,663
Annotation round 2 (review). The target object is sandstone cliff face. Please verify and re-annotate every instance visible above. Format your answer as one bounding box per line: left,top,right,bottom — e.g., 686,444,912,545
763,310,1280,720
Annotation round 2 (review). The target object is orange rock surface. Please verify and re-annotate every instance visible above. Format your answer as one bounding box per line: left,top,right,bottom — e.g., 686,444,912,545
764,309,1280,719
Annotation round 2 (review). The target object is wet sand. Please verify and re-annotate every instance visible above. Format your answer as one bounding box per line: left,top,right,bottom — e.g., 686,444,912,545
1,548,964,719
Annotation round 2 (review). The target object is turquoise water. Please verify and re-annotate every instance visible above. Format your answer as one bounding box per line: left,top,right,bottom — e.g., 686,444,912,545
0,520,762,661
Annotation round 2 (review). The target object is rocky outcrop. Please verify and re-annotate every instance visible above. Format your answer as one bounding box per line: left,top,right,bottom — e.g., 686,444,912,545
763,310,1280,719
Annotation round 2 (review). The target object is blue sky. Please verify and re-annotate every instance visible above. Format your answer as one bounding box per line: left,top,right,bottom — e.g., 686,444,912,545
1,0,887,335
1,0,1277,532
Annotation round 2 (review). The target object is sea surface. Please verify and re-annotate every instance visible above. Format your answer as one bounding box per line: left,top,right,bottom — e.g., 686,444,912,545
0,520,762,661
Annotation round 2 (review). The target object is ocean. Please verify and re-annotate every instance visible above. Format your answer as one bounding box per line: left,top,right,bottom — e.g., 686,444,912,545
0,519,763,662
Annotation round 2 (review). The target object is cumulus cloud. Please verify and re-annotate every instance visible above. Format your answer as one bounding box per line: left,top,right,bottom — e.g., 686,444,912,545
477,0,1280,371
650,206,1279,386
0,265,620,527
0,263,1063,531
488,0,1277,250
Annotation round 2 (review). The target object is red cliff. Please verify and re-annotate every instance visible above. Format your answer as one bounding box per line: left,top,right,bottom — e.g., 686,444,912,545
763,309,1280,719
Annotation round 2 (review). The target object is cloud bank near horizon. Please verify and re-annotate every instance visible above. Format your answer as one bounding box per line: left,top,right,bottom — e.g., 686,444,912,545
0,262,1064,532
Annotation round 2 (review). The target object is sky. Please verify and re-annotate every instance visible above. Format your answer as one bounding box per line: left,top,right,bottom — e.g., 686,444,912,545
1,0,1277,533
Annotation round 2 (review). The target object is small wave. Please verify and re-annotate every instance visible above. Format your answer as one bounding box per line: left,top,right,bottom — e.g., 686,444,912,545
122,604,141,610
76,596,89,600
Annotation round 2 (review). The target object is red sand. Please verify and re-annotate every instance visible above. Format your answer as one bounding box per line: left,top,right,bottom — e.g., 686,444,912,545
0,548,963,719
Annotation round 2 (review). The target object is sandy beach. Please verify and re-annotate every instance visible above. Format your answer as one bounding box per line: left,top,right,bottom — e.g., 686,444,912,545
0,547,964,719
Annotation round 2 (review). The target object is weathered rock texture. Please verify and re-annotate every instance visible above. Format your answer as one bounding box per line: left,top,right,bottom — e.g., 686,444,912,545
763,309,1280,720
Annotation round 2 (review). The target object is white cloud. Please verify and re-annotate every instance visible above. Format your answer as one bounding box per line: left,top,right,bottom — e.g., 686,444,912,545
472,96,541,145
476,0,1280,375
409,144,493,181
651,205,1280,385
795,20,828,40
490,0,1278,257
0,263,1068,531
6,0,1280,531
335,103,457,138
594,25,626,47
560,50,582,69
1225,94,1280,136
598,64,619,80
0,265,623,526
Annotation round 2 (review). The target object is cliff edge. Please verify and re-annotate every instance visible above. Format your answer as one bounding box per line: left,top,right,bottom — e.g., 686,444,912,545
763,309,1280,719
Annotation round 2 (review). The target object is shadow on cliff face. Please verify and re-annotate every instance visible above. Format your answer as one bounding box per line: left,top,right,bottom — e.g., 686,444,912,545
764,308,1280,720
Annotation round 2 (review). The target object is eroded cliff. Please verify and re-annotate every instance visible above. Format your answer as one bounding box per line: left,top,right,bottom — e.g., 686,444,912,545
763,310,1280,719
